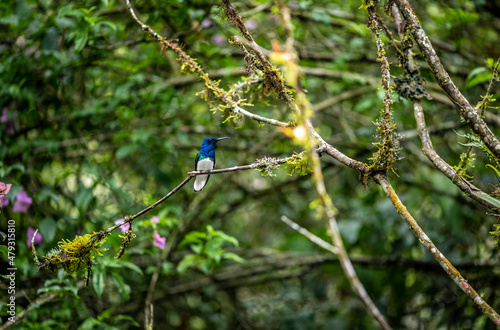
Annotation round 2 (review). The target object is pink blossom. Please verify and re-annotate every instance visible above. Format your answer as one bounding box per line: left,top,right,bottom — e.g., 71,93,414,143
211,34,226,45
0,182,11,195
13,190,32,213
114,219,130,233
2,108,15,135
27,227,42,248
153,232,166,250
0,196,9,208
152,216,160,224
1,108,7,123
245,19,257,30
25,46,38,57
201,18,211,27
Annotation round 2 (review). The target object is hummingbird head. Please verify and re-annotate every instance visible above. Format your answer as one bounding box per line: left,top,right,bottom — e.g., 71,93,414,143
201,137,229,149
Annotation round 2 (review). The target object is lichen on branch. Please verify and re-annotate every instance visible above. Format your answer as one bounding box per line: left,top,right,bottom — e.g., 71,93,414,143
36,231,108,277
365,3,401,172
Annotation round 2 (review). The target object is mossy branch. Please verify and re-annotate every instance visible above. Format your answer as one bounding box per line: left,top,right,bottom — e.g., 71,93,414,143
125,0,291,128
365,3,401,173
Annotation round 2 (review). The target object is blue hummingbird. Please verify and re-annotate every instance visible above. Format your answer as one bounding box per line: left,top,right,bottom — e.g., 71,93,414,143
194,137,229,192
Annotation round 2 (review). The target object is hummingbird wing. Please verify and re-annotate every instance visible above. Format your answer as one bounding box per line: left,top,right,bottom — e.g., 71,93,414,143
194,156,215,192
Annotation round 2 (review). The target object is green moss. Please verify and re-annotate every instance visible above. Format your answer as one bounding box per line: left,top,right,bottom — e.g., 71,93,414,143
38,232,108,277
490,224,500,249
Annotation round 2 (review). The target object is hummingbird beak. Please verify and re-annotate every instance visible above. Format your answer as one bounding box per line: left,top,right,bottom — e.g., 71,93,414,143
216,137,230,142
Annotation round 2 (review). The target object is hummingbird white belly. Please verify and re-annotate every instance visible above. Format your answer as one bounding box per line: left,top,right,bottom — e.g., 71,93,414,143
194,158,214,191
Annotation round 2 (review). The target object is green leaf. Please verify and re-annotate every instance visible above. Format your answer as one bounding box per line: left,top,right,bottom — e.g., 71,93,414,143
223,252,245,263
191,243,203,254
115,144,138,160
211,229,239,247
475,191,500,209
0,245,8,256
79,318,107,329
37,285,63,294
96,21,117,32
161,261,174,275
75,186,94,211
177,254,198,274
97,308,113,321
106,178,131,204
3,163,25,176
57,4,83,18
92,266,106,297
39,218,57,242
486,164,500,178
118,260,143,275
178,231,206,248
466,67,493,89
111,314,141,327
74,30,88,53
111,272,130,301
311,10,330,25
199,258,212,273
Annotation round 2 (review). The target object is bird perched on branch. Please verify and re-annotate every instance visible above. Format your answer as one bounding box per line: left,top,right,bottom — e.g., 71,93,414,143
194,137,229,192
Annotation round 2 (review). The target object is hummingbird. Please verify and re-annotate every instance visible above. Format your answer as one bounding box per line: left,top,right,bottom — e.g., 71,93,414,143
194,137,229,192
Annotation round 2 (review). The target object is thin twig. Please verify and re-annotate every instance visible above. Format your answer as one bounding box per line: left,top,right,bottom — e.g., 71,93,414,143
232,105,291,127
105,176,193,233
479,56,500,117
280,216,339,255
413,100,500,211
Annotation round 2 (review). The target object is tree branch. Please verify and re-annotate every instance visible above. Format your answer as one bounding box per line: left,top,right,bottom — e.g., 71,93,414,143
373,172,500,326
413,100,500,211
125,0,291,128
280,216,339,255
108,155,296,233
395,0,500,160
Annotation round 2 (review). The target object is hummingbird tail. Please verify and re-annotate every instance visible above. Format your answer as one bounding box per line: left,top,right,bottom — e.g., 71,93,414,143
193,174,210,192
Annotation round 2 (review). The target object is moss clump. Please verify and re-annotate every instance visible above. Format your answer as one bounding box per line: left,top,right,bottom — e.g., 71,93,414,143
38,232,108,277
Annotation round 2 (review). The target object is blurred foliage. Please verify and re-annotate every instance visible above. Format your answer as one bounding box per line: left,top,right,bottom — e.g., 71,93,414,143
1,0,500,329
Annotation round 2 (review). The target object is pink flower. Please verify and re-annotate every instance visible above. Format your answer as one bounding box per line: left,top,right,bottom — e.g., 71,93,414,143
211,34,226,45
1,108,7,123
0,195,9,208
151,216,160,224
27,227,42,248
245,19,257,30
201,18,211,27
13,190,32,213
2,108,15,135
153,232,166,250
0,182,11,195
25,45,37,56
114,219,130,233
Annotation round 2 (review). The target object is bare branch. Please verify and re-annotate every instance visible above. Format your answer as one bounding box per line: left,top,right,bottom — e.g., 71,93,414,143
280,216,339,255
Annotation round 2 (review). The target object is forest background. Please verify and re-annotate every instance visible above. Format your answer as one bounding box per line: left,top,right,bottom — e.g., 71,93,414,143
1,0,500,328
